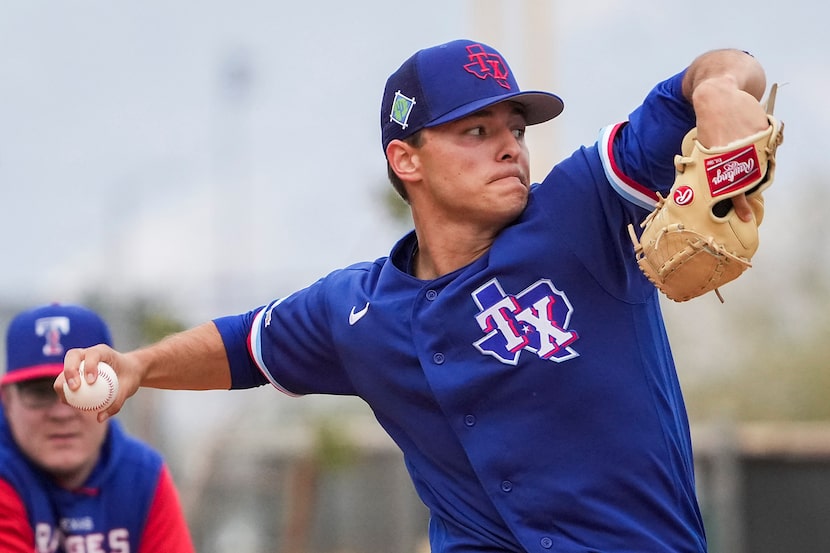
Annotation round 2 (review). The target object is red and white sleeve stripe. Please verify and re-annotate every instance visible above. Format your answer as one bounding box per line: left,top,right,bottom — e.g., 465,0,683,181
598,122,661,211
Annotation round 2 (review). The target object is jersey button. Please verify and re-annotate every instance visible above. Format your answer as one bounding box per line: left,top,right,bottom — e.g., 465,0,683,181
432,352,445,364
540,536,553,549
426,289,438,301
500,480,513,493
464,414,476,427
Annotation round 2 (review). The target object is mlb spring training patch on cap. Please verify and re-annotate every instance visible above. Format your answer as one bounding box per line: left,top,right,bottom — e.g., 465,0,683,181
390,91,417,131
381,39,564,150
2,303,113,385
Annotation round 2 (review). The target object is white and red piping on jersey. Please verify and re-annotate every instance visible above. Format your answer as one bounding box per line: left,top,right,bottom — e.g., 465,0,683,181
249,301,302,397
598,122,661,211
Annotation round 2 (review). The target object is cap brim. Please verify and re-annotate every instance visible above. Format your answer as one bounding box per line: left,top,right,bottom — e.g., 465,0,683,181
1,364,63,386
426,90,564,129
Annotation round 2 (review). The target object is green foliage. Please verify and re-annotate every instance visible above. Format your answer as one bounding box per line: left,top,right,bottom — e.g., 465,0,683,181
686,325,830,421
80,293,188,347
137,312,187,343
682,277,830,422
311,418,359,470
382,186,412,224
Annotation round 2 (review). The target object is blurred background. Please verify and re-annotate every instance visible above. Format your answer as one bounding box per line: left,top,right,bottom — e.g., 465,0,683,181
1,0,828,551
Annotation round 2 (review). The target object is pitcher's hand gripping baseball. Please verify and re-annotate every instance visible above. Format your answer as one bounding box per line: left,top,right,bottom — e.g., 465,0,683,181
628,84,784,302
62,360,119,412
56,345,137,422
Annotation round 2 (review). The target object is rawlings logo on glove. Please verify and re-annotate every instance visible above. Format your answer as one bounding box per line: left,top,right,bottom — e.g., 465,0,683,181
628,84,784,302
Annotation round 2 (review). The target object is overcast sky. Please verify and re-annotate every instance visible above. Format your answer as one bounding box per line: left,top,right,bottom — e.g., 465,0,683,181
0,0,825,326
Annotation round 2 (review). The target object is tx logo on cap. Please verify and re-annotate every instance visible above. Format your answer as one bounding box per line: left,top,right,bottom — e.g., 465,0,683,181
35,316,70,357
463,44,510,90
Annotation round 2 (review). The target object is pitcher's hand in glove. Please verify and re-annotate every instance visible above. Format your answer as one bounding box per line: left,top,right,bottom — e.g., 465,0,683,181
629,84,784,302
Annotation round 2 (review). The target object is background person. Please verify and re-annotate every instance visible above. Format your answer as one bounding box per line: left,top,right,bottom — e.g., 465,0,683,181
0,303,194,553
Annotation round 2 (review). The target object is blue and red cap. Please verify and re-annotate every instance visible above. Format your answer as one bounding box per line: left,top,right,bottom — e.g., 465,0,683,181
2,303,113,385
380,39,564,152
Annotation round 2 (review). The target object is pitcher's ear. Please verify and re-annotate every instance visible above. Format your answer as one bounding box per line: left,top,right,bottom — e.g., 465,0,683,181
386,139,421,184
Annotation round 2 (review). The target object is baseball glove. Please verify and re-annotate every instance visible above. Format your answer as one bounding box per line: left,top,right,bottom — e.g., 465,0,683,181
628,84,784,302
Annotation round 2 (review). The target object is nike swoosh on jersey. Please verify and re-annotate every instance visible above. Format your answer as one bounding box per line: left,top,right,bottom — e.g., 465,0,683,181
349,302,370,326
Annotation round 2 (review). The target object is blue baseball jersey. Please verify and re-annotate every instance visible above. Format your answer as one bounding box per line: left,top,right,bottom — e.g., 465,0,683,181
216,70,707,552
0,414,175,552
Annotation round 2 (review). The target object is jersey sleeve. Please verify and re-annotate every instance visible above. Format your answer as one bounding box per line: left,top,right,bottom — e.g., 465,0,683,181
214,308,270,389
530,70,696,302
247,273,357,396
217,267,368,397
598,69,696,210
0,478,34,553
214,295,343,396
137,465,195,553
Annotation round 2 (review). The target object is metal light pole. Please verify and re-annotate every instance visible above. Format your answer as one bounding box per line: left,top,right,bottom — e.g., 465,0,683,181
470,0,559,183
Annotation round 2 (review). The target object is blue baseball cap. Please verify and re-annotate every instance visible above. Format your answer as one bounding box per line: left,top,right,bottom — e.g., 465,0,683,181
2,303,113,385
380,39,564,151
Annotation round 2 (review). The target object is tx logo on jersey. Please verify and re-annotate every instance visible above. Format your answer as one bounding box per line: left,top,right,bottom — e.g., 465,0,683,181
463,43,511,90
472,278,578,365
35,316,70,357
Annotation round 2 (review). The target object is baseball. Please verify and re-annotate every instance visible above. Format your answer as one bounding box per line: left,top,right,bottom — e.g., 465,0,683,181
63,360,119,412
